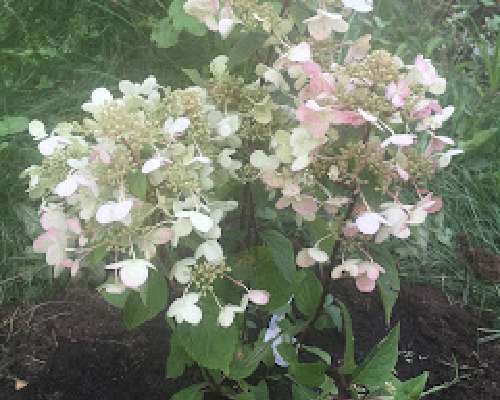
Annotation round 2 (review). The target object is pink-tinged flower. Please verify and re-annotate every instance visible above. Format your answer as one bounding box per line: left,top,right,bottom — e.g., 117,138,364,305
35,210,84,268
276,195,318,218
291,195,318,217
261,171,285,189
355,212,388,235
299,62,335,99
417,106,454,131
355,262,384,292
344,34,371,64
412,99,442,119
413,55,447,95
297,248,315,268
247,290,270,305
386,81,411,108
282,182,300,197
150,228,173,244
330,109,365,126
296,101,333,138
425,135,455,155
381,134,417,148
33,228,66,266
66,218,82,235
394,165,409,181
61,258,80,277
90,145,112,164
304,10,348,41
343,222,359,237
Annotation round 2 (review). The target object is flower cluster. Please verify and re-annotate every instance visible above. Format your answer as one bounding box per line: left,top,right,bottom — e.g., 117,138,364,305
25,76,269,327
196,0,463,292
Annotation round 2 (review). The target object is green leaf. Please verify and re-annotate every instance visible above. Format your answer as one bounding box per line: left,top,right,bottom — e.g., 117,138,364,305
374,248,400,325
166,330,193,378
151,18,180,48
302,345,331,365
86,246,107,267
182,68,204,86
127,171,148,200
337,300,356,375
323,296,342,332
289,362,327,388
228,31,268,70
177,297,239,373
305,218,335,253
394,372,428,400
250,381,269,400
101,288,129,309
123,269,168,329
294,270,322,317
292,384,318,400
260,230,296,282
0,116,28,136
171,384,205,400
229,340,272,379
169,0,208,36
251,247,294,311
352,324,400,390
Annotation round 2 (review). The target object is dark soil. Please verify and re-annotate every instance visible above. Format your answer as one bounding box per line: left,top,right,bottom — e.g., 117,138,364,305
1,282,499,400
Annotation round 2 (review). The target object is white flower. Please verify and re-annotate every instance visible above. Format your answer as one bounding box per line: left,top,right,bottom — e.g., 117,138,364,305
263,68,289,91
105,259,154,288
54,174,96,198
355,212,388,235
218,149,242,173
29,120,47,140
195,240,224,262
210,55,229,77
167,293,203,325
218,305,242,327
308,247,329,263
175,211,213,233
95,200,133,224
381,134,417,148
170,258,195,284
304,10,349,41
250,150,280,171
142,156,171,174
331,259,362,279
82,88,113,113
342,0,373,13
218,17,238,39
288,42,311,63
217,114,240,137
438,148,464,168
38,136,70,156
164,117,190,136
375,204,410,242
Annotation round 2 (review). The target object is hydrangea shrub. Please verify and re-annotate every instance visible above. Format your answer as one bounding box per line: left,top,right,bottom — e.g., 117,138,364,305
23,0,461,398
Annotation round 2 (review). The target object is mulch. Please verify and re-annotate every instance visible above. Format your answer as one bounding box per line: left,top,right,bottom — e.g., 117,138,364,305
0,281,499,400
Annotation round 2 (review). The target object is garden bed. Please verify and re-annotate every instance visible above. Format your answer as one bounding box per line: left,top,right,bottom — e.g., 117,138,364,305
1,283,499,400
